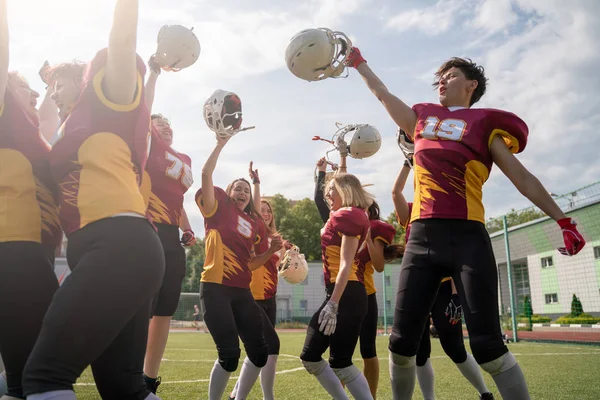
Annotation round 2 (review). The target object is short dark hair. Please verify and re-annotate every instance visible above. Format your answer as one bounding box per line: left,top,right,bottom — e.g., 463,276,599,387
433,57,488,106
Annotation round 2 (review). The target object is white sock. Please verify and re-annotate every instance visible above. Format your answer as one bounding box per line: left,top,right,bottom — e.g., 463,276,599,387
389,353,416,400
260,355,278,400
229,380,240,398
0,371,7,396
416,359,435,400
209,360,232,400
455,353,489,394
235,357,262,400
333,365,373,400
144,394,160,400
304,360,349,399
26,390,77,400
491,364,530,400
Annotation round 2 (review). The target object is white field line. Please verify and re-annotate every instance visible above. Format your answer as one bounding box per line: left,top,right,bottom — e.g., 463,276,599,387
74,351,600,386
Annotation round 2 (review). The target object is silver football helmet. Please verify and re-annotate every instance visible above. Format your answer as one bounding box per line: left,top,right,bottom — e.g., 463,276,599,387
154,25,201,72
313,122,382,162
285,28,352,82
203,90,255,138
279,245,309,284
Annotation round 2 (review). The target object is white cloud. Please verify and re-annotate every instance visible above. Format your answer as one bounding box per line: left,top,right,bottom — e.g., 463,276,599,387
7,0,599,236
385,0,467,35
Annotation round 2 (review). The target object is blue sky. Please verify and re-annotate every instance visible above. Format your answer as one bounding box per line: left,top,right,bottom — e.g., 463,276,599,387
8,0,600,236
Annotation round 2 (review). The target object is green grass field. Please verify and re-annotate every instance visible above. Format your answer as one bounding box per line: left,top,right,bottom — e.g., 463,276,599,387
73,331,600,399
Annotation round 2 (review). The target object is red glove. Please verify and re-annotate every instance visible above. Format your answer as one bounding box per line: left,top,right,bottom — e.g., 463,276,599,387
557,218,585,256
181,230,196,247
345,47,366,69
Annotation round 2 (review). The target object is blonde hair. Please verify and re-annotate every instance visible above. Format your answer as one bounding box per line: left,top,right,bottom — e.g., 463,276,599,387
260,199,278,235
7,71,29,89
326,173,374,210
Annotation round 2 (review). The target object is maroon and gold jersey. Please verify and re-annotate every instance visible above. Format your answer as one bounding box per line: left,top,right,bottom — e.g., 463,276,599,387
321,207,370,285
0,87,62,249
50,48,151,236
250,219,279,300
410,103,528,224
196,186,262,289
141,127,193,226
360,220,396,296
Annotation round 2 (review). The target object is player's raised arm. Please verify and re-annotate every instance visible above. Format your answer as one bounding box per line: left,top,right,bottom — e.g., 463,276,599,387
200,136,230,216
490,136,585,255
104,0,139,105
249,161,261,212
392,160,412,226
347,48,417,136
144,55,161,112
0,0,9,109
314,157,331,223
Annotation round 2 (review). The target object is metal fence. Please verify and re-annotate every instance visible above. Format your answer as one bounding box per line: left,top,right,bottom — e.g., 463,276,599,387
174,181,600,340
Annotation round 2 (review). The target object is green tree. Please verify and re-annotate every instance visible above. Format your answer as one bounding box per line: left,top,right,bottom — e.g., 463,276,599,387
523,295,533,330
486,207,546,234
181,239,205,293
386,211,406,245
279,198,323,261
571,294,584,317
269,193,291,231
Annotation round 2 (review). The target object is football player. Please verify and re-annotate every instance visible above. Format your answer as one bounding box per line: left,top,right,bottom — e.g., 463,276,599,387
314,155,402,399
301,172,373,400
196,134,283,400
228,163,289,400
140,54,197,394
0,2,62,398
21,1,166,399
346,48,585,399
393,147,495,400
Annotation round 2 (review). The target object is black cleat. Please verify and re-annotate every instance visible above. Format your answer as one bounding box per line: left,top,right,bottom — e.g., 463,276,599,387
480,393,495,400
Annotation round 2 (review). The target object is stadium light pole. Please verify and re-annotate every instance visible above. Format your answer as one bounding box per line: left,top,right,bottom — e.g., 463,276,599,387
503,215,519,343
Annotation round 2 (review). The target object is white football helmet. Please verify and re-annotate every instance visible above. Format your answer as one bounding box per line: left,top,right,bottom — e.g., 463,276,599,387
279,246,309,284
154,25,201,72
203,90,255,138
346,124,382,159
396,128,414,167
285,28,352,82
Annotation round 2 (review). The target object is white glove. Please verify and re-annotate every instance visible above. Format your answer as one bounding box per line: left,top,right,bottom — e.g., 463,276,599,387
318,300,338,336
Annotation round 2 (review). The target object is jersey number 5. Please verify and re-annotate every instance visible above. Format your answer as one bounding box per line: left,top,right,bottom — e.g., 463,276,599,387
421,117,467,141
237,216,253,238
166,153,193,188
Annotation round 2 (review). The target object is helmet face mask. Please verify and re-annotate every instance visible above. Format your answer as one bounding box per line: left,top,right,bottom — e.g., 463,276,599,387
155,25,201,72
285,27,353,82
203,90,253,138
278,246,309,284
397,128,414,167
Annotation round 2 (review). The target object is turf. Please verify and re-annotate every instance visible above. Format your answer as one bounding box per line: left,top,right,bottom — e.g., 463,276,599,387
74,331,600,399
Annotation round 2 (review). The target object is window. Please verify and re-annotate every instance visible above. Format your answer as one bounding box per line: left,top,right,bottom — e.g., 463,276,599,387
541,256,553,268
545,293,558,304
594,246,600,259
385,276,391,286
300,300,308,310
